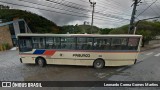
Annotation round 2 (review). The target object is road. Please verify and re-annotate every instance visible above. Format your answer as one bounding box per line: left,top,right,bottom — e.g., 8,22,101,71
0,47,160,90
0,50,121,81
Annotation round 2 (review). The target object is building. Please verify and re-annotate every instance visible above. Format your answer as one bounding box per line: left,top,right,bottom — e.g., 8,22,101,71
0,19,31,47
0,26,13,47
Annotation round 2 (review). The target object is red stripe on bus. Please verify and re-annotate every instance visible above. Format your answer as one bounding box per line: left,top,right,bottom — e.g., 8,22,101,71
43,50,56,56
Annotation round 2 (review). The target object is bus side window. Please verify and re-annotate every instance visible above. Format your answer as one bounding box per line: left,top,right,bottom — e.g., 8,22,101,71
32,37,45,49
111,38,127,50
94,38,110,50
77,38,86,50
61,37,75,50
46,37,54,49
128,38,139,50
54,37,60,49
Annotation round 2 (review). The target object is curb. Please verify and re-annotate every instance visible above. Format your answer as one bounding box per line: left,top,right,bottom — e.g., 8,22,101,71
140,45,160,52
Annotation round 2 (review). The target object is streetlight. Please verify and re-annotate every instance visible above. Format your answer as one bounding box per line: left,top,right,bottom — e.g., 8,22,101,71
89,0,96,34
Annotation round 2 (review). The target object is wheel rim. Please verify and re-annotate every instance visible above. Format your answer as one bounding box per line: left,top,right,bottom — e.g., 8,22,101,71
38,59,43,66
96,61,103,68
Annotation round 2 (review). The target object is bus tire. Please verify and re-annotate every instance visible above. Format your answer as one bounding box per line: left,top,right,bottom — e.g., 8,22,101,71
36,57,46,67
134,59,137,64
93,59,105,69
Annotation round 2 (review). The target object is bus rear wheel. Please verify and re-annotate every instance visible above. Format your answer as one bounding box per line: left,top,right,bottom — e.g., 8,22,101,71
37,57,46,67
93,59,105,69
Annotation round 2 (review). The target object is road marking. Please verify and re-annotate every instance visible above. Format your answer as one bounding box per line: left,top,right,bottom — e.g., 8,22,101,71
154,53,160,56
146,52,153,55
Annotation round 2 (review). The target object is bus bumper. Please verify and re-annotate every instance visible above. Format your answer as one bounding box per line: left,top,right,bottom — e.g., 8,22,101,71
20,58,23,63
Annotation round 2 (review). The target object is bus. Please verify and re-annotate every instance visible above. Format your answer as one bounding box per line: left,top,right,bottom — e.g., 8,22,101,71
17,34,142,69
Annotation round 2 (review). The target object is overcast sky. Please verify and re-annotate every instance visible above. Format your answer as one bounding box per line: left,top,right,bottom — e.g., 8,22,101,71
0,0,160,28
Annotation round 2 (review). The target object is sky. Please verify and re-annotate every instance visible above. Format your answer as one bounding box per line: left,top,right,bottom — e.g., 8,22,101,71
0,0,160,28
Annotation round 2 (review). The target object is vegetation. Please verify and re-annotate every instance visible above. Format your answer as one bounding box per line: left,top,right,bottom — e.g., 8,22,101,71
1,4,160,47
60,25,98,34
59,24,112,34
110,21,160,47
0,43,10,51
0,4,112,34
0,5,10,9
0,8,59,33
99,28,114,34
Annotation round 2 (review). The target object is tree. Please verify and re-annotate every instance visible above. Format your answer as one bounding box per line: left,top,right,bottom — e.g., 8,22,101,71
137,30,152,47
0,9,59,33
0,4,10,9
109,21,160,47
99,28,113,34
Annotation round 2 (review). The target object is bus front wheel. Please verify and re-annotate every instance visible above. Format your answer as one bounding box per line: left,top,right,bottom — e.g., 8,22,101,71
36,57,46,67
93,59,105,69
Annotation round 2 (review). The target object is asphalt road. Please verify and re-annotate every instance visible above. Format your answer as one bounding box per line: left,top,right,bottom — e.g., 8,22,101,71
1,47,160,90
0,50,122,81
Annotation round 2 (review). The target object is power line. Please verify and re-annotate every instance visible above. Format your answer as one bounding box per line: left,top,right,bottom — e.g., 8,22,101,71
136,0,158,17
153,0,160,15
135,15,160,26
155,3,160,11
95,3,132,16
61,0,88,7
73,0,132,16
46,0,130,20
95,5,131,16
54,0,92,11
19,0,127,22
19,0,90,17
0,1,90,18
46,0,91,12
0,0,128,23
98,0,131,11
143,0,160,16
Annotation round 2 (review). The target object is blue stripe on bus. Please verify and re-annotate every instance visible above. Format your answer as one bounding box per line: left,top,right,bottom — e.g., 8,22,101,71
33,50,45,54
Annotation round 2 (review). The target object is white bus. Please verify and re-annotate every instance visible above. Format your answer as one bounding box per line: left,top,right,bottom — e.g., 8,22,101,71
17,34,142,68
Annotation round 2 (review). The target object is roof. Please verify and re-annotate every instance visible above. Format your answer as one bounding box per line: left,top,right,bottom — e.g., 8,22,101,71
17,33,142,38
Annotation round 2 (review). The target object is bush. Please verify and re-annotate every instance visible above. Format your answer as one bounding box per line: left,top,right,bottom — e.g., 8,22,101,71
0,43,10,51
0,45,2,51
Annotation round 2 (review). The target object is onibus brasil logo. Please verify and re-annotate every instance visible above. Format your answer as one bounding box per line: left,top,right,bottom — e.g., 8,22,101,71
2,82,42,87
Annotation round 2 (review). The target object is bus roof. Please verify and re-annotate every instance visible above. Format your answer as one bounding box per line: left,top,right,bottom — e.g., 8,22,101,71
17,33,142,38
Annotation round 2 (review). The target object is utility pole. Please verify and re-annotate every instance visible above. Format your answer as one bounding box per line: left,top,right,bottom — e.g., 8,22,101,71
128,0,139,34
89,0,96,34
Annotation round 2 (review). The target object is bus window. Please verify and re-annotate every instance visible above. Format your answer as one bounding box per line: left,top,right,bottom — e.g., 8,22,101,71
53,37,61,49
46,37,54,49
128,38,139,50
77,38,93,50
94,38,111,50
111,38,127,50
46,37,60,49
19,37,32,52
61,37,75,49
32,37,45,49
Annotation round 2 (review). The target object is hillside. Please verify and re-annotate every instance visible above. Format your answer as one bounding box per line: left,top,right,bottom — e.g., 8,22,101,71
109,21,160,47
0,7,112,34
0,9,60,33
60,24,112,34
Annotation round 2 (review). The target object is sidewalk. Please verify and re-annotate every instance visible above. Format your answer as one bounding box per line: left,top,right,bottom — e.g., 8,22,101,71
141,43,160,51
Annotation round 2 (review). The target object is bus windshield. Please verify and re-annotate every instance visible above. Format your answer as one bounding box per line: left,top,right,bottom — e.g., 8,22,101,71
19,36,32,52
